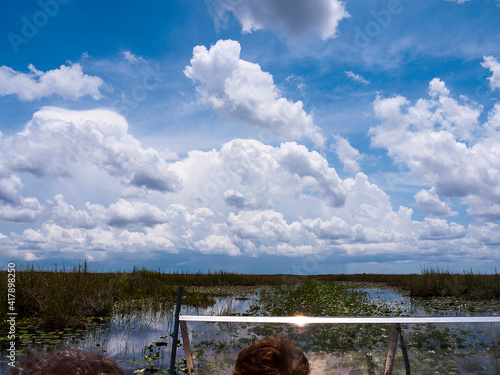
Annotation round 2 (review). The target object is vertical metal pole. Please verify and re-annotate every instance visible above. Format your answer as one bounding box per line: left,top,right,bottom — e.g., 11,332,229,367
180,320,196,375
384,323,400,375
399,329,411,375
170,286,183,374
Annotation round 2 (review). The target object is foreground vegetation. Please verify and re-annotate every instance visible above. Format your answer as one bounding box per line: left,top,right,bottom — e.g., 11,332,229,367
0,264,498,334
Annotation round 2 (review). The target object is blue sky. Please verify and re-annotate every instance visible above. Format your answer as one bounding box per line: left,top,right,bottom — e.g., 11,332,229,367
1,0,500,274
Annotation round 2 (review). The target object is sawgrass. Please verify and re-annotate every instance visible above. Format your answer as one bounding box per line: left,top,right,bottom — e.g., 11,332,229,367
0,263,304,331
318,267,500,299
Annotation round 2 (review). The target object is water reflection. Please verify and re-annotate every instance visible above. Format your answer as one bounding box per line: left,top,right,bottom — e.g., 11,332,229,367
358,283,500,316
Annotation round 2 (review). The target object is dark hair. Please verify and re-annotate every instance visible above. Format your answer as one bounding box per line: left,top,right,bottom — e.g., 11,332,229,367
7,348,126,375
233,337,310,375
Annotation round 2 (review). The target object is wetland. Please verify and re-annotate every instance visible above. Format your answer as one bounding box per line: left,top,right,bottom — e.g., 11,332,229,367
0,268,499,374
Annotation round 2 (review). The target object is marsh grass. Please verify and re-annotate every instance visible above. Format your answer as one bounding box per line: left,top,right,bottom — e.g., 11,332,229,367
1,264,498,333
318,268,500,299
14,268,114,329
0,264,304,332
407,267,500,299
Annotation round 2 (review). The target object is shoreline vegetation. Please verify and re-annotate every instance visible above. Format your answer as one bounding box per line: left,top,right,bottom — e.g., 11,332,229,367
0,264,499,334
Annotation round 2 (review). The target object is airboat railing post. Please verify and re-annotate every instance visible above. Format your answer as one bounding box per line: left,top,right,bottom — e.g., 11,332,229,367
169,286,183,374
384,323,400,375
180,320,196,375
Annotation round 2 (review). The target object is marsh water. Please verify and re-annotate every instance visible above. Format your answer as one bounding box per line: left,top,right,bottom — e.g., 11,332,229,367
1,284,499,374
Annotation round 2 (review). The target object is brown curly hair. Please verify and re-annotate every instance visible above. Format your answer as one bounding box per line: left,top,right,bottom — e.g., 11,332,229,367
7,348,126,375
233,337,310,375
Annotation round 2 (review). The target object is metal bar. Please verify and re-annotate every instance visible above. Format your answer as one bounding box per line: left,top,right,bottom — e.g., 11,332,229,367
169,286,183,375
180,320,196,375
178,315,500,324
384,323,400,375
399,329,411,375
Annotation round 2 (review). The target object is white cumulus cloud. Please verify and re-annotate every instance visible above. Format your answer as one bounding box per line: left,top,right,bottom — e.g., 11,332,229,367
415,188,457,218
184,40,325,146
0,175,43,223
0,197,42,223
481,55,500,91
301,216,353,240
331,135,363,173
170,139,346,210
16,222,177,257
370,76,500,221
1,107,181,193
0,175,24,205
0,63,104,101
195,234,241,256
414,218,466,241
49,194,95,229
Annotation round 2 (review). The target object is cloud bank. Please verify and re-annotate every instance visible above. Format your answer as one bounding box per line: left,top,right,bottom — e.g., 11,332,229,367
1,106,496,269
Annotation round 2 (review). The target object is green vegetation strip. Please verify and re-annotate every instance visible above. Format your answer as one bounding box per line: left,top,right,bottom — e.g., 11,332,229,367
254,279,393,317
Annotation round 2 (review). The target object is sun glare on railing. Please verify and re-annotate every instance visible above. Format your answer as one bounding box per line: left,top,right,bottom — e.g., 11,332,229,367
292,315,308,327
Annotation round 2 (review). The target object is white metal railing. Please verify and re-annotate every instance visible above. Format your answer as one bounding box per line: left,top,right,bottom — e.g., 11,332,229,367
179,315,500,324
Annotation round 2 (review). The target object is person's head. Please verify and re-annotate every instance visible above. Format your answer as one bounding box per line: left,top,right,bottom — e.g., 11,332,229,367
7,348,126,375
233,336,310,375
